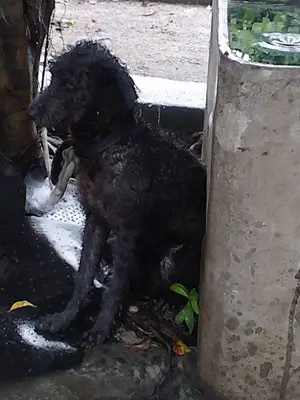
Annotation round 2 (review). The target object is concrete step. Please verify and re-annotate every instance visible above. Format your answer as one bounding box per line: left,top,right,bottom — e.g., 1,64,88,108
133,75,206,134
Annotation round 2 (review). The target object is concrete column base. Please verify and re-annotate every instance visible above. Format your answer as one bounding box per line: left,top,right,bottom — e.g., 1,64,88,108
198,1,300,399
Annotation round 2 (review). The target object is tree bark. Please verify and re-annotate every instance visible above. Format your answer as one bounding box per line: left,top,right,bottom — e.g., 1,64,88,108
0,0,54,173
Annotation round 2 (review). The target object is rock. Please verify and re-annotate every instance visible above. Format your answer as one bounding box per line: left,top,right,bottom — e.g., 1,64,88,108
0,343,203,399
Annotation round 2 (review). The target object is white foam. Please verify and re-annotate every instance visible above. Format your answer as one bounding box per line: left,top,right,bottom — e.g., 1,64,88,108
17,321,75,352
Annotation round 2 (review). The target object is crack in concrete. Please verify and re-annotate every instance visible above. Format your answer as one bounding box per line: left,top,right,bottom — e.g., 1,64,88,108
279,268,300,400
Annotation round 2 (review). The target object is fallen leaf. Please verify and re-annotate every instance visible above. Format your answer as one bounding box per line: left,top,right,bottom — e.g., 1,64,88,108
128,305,139,314
143,11,156,17
173,338,191,356
9,300,37,312
132,338,153,351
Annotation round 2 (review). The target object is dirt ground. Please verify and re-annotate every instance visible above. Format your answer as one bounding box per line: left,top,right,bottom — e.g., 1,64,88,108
50,0,211,82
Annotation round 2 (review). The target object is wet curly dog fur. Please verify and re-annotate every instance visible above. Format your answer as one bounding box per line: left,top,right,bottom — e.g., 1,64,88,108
28,40,206,347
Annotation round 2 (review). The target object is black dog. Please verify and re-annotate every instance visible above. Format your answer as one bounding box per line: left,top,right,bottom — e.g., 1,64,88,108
28,40,207,347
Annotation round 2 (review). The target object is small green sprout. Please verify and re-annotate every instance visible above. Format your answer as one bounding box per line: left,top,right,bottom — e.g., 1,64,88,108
170,283,200,334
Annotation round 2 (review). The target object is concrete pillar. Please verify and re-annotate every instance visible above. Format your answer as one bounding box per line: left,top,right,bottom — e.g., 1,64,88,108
198,1,300,399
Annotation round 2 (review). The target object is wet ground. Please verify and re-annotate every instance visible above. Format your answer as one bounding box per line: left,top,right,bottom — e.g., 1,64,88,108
51,0,211,82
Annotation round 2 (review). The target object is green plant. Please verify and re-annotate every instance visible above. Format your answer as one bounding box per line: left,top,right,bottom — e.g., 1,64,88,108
170,283,199,334
229,5,300,66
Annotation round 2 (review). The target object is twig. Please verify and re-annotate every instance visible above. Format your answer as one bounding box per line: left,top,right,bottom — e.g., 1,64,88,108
40,10,53,92
47,136,63,146
47,148,75,207
47,141,57,153
0,9,10,25
123,313,174,400
157,106,161,128
149,325,174,400
40,128,52,183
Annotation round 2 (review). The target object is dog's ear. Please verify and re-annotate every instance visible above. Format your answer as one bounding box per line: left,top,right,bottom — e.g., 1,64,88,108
115,67,138,111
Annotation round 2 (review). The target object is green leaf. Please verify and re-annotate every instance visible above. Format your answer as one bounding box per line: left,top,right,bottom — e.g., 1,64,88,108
170,283,189,298
262,17,271,25
229,5,300,66
175,308,186,325
189,288,199,315
243,8,255,24
276,22,285,32
251,22,263,34
288,26,300,34
184,306,195,334
266,21,277,32
273,12,285,24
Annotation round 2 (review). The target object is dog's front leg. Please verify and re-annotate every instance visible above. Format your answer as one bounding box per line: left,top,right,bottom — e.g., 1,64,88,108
37,214,109,334
83,225,136,347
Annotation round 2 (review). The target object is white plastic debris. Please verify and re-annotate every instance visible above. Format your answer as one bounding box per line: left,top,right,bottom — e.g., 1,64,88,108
27,179,103,288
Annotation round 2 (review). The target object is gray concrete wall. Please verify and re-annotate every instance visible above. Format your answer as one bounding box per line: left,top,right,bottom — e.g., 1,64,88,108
198,1,300,399
123,0,211,5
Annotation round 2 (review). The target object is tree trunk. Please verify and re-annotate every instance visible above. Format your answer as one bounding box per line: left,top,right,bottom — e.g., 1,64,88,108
0,0,54,173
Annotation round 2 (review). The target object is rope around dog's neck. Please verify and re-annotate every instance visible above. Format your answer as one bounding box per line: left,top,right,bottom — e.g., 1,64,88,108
73,130,123,160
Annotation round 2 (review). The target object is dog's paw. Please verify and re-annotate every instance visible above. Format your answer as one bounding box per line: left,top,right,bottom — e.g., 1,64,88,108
81,329,107,349
37,313,69,334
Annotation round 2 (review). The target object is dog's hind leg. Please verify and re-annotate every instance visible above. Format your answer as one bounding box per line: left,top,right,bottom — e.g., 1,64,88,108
37,214,110,333
83,222,137,347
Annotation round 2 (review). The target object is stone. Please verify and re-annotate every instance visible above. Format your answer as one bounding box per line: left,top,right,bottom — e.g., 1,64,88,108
0,343,203,400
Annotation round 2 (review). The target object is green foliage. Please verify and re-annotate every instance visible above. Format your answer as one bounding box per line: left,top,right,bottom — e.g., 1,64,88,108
170,283,189,298
170,283,200,334
229,5,300,65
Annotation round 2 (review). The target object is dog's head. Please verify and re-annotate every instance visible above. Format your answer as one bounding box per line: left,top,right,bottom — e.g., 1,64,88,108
28,41,138,134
